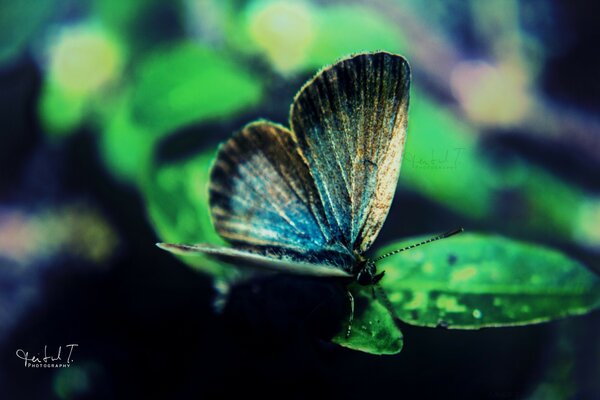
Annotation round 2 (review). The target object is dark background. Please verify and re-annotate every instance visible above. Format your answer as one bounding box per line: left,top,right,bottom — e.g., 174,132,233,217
1,0,599,398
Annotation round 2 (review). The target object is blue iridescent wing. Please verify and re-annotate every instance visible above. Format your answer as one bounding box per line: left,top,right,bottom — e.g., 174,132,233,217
156,243,352,278
209,121,355,271
291,52,410,253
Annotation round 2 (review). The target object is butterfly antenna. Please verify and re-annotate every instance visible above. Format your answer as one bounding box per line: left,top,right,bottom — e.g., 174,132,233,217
374,227,464,262
374,284,398,321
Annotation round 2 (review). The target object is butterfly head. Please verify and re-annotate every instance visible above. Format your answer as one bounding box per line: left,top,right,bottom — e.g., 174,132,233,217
355,259,385,286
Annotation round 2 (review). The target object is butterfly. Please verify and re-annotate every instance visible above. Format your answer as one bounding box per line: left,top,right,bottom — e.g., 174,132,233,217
157,52,461,328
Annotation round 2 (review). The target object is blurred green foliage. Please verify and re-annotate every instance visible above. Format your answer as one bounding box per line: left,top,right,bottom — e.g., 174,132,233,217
53,365,91,399
402,90,491,218
96,42,263,180
39,81,87,135
130,43,262,134
143,147,236,280
99,93,153,181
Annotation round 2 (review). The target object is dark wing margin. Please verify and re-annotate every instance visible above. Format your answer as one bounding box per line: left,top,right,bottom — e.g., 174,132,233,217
208,120,354,270
156,243,352,278
290,52,410,254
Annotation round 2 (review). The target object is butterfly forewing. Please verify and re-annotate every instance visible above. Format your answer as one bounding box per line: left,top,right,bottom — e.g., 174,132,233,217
291,52,410,253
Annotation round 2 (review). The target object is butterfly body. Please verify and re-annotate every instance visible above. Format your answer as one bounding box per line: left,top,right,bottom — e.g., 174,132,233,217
354,258,385,286
158,52,411,289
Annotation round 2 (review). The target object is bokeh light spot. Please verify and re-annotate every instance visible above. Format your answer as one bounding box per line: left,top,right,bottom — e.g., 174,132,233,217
47,25,123,96
246,0,315,73
451,60,531,126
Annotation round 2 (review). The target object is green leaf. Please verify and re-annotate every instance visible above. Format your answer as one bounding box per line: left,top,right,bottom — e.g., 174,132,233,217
131,43,262,135
142,146,236,280
332,284,403,355
378,233,600,328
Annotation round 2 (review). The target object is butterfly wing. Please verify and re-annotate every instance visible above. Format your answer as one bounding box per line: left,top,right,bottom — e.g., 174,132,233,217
209,120,355,271
290,52,410,253
159,52,409,276
156,243,352,278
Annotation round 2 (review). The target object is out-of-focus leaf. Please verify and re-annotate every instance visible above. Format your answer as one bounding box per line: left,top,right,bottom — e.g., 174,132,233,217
53,365,91,399
526,320,578,400
402,90,493,218
574,198,600,251
509,161,594,245
403,89,597,247
93,0,182,59
99,95,153,182
131,43,262,135
39,82,87,136
0,0,54,63
377,233,600,328
143,147,236,280
332,284,403,355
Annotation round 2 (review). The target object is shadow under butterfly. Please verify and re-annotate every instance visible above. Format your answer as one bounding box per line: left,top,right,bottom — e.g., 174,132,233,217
157,52,462,347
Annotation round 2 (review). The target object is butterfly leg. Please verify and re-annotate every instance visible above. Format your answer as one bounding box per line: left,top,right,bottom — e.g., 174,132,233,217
346,289,355,338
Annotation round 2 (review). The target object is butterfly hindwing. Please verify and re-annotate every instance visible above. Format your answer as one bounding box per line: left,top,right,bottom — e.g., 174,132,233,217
209,121,355,270
291,52,410,253
156,243,352,278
